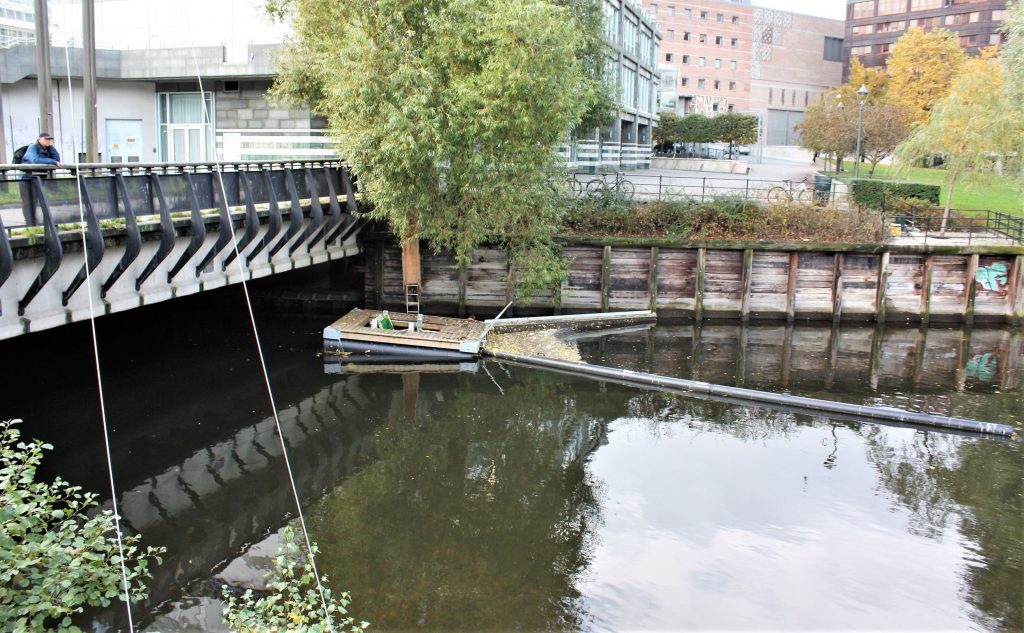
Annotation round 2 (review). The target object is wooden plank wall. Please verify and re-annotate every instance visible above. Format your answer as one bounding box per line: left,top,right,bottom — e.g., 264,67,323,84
363,242,1024,324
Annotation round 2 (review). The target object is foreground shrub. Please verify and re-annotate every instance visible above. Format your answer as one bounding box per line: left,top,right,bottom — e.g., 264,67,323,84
563,197,886,243
0,419,164,632
849,179,941,208
222,526,367,633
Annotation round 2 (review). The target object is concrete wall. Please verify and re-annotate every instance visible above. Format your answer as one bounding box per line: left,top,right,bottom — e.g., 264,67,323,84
3,78,158,162
214,80,311,131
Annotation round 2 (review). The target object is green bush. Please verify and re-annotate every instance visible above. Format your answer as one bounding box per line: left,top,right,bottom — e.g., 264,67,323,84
849,179,940,208
0,419,164,632
221,526,367,633
562,196,886,243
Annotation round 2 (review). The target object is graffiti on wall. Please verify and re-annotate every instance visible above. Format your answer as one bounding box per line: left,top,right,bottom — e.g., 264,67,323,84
975,262,1009,295
688,94,730,116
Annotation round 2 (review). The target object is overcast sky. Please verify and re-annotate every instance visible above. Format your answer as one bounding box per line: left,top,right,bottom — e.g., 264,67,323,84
752,0,846,21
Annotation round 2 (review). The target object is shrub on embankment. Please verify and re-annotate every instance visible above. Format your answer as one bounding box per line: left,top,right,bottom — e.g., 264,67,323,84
561,196,887,243
849,179,941,208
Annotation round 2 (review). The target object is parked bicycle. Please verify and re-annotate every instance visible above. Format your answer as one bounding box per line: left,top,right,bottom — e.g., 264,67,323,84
585,172,636,199
766,177,811,204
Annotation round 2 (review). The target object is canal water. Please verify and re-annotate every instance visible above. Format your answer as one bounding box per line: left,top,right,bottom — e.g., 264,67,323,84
1,292,1020,632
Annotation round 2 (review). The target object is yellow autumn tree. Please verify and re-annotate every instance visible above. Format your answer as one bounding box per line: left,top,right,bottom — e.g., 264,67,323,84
897,50,1020,232
886,28,967,124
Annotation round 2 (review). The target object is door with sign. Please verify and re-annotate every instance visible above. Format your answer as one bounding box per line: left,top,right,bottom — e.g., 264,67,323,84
105,119,144,163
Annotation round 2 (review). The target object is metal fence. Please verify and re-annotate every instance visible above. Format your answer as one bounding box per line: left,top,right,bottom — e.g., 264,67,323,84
883,207,1023,245
568,171,842,206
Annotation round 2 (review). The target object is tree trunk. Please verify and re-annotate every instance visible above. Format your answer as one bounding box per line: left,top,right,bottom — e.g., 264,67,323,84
941,170,959,236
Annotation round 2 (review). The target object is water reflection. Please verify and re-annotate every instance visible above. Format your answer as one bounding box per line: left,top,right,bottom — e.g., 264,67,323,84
577,323,1024,425
2,307,1020,631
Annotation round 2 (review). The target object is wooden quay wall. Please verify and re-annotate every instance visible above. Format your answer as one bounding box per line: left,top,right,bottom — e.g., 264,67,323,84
362,237,1024,326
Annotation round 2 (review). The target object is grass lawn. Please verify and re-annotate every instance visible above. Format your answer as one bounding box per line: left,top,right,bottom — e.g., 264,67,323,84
823,165,1023,216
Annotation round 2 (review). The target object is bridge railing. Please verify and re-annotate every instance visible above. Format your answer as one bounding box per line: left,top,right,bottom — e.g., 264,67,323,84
0,159,367,325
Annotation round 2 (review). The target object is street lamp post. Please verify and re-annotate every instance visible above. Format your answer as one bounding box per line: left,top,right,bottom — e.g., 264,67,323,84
854,84,868,178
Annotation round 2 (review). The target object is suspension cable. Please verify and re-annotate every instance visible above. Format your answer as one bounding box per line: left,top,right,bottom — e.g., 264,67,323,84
187,47,335,626
62,44,137,631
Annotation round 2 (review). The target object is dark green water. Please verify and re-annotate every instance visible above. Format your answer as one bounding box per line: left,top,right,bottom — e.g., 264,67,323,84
2,298,1020,632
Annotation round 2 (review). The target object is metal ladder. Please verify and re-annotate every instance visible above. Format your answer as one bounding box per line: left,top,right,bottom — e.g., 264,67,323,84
405,283,420,314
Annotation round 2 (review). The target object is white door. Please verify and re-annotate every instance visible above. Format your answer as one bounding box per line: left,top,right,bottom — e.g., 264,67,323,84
167,124,207,162
105,119,144,163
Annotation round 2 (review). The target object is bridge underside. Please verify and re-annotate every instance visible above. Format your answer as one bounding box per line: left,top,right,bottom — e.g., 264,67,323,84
0,160,367,340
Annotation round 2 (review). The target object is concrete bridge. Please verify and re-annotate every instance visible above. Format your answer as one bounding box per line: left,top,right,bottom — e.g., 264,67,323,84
0,159,366,339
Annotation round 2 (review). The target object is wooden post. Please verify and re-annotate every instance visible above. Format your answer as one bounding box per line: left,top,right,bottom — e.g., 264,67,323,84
869,324,882,392
376,244,386,309
695,247,706,322
740,248,754,323
826,324,839,389
648,247,659,312
691,323,703,381
737,326,748,387
831,253,844,324
955,326,969,392
781,324,793,387
600,245,611,313
912,327,926,387
786,252,799,323
457,264,468,318
920,255,934,325
505,252,515,317
402,239,421,287
964,253,979,326
874,252,889,325
1006,254,1022,325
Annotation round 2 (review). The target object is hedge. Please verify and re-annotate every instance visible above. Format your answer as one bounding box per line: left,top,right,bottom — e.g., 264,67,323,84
849,179,941,209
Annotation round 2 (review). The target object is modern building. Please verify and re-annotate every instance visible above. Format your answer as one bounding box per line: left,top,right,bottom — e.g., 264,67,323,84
646,0,845,147
0,0,33,49
843,0,1009,76
568,0,661,172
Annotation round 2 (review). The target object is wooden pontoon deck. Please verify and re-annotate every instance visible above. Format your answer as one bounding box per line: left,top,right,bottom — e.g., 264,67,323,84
323,309,488,357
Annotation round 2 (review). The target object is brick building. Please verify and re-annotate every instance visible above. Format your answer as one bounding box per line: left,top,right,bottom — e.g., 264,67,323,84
843,0,1009,76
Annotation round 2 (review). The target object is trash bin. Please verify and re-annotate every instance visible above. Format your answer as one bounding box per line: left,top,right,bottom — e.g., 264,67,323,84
813,175,832,203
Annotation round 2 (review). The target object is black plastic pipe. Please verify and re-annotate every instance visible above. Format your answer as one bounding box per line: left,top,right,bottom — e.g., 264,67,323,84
486,351,1018,438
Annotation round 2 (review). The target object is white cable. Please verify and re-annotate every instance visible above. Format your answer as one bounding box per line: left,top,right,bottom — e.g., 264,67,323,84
187,48,335,627
62,44,137,631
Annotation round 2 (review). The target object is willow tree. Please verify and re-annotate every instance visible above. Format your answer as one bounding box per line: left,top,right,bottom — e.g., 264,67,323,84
267,0,610,293
897,51,1019,232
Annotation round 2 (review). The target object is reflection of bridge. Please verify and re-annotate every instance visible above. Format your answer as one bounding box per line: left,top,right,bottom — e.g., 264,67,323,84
0,160,366,339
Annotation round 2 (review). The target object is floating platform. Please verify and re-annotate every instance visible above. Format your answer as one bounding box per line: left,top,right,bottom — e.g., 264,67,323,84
323,309,488,360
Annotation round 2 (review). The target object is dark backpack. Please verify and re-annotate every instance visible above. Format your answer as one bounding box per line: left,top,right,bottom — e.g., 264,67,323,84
12,145,28,164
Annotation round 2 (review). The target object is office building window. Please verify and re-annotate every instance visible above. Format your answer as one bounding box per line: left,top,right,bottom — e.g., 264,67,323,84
717,13,724,22
714,58,722,68
712,103,720,112
729,60,737,70
910,0,943,9
992,10,1007,20
649,3,657,15
714,80,721,89
698,78,706,88
877,21,905,33
666,52,673,62
729,81,736,91
769,88,773,104
731,37,738,47
681,77,689,87
959,34,978,46
850,1,874,19
667,29,675,40
850,45,872,55
684,31,691,41
715,35,723,45
732,15,739,24
781,89,786,103
698,56,706,66
682,54,690,63
700,10,708,20
851,24,874,35
877,0,904,16
728,104,735,111
824,36,843,62
700,33,707,43
684,8,692,18
668,5,675,16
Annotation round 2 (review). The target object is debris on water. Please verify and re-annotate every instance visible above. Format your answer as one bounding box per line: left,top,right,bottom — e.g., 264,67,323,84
485,329,581,362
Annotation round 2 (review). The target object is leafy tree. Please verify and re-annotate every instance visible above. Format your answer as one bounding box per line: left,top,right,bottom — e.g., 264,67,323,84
653,112,684,147
999,1,1024,169
0,419,164,632
221,526,366,633
677,113,716,144
797,90,857,171
267,0,608,293
710,112,758,158
860,101,913,177
886,28,967,124
897,51,1020,231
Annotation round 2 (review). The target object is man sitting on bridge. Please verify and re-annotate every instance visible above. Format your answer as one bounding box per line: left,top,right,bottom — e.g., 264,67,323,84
22,132,62,167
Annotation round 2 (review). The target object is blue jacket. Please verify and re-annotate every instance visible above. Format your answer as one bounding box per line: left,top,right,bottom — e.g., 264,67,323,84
23,142,61,165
